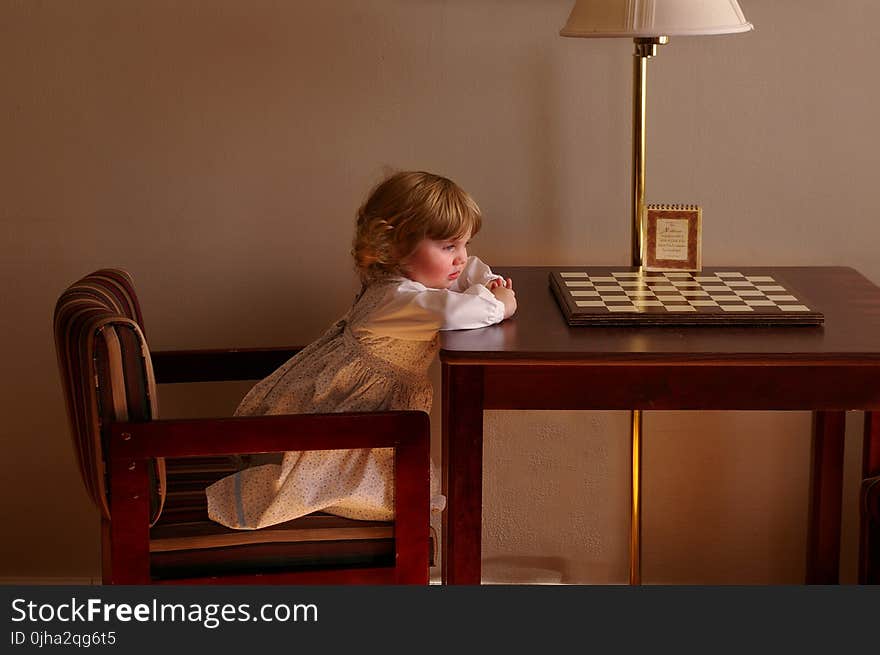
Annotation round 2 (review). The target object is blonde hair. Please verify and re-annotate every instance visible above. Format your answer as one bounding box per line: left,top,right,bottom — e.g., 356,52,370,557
352,171,482,283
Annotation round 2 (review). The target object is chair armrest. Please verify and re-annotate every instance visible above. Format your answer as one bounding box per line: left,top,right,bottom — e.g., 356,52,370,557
108,411,429,460
151,347,302,383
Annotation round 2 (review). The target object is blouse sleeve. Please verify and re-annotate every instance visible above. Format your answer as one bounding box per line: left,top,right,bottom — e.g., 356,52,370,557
360,278,506,340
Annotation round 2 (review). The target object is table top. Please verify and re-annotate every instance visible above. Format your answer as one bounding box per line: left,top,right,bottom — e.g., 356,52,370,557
439,266,880,363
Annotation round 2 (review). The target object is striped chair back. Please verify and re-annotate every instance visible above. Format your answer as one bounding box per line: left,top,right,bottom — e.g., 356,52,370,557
54,269,166,524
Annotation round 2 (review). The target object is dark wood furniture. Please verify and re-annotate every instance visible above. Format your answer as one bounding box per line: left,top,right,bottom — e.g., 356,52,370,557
440,266,880,584
861,413,880,584
55,269,431,585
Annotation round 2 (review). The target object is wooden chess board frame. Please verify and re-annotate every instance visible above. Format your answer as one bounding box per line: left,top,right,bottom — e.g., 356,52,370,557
549,268,824,326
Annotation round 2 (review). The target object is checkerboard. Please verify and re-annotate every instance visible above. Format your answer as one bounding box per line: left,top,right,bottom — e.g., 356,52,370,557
549,268,824,326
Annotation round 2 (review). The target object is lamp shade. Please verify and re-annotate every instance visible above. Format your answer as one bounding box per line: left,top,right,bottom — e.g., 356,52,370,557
560,0,753,38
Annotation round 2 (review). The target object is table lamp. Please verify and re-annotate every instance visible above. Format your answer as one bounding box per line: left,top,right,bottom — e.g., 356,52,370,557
560,0,753,584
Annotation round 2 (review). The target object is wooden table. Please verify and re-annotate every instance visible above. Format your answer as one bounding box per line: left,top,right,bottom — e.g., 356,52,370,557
439,266,880,584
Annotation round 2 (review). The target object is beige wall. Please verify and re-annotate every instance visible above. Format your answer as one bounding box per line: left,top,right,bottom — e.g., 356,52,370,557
1,1,876,583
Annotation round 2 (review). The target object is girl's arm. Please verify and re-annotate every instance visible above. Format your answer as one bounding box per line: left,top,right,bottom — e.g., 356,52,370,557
434,284,506,331
360,279,506,340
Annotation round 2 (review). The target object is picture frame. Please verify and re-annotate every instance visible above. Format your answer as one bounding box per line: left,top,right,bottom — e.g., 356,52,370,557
642,204,702,272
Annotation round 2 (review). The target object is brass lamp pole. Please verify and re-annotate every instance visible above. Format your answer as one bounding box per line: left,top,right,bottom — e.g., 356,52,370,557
632,37,666,268
629,35,666,586
560,0,753,587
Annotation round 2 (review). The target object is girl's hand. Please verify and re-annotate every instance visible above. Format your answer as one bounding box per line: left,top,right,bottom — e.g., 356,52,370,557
490,284,517,319
488,277,513,291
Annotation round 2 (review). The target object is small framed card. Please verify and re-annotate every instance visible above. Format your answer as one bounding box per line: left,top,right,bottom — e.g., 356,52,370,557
642,204,702,272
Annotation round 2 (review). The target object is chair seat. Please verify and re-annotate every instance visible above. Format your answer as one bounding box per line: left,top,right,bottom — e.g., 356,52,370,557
148,456,433,581
150,514,397,580
151,513,394,552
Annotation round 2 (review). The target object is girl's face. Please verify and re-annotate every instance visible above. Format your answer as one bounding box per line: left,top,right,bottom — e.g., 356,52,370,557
402,231,471,289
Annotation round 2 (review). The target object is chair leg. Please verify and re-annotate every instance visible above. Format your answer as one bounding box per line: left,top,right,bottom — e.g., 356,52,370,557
806,411,845,584
109,456,152,584
864,412,880,479
393,417,431,584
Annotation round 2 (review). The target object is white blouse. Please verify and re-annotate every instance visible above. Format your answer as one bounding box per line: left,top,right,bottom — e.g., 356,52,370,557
358,255,505,340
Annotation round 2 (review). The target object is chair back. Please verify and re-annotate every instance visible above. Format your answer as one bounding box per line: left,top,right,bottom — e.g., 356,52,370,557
54,269,165,524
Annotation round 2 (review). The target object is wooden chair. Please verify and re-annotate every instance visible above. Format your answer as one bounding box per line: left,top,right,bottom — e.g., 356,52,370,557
54,269,431,584
860,413,880,584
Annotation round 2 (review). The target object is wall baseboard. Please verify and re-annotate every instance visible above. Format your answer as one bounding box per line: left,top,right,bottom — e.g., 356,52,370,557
0,577,98,586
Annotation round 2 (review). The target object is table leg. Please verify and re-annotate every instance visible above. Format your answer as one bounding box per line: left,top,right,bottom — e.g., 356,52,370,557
864,411,880,478
859,412,879,584
806,410,845,584
441,363,484,585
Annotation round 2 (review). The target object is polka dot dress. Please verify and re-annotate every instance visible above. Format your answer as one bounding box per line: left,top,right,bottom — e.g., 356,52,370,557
206,279,445,529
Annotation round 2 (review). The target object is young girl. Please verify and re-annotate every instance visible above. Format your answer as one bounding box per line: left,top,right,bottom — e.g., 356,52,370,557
206,171,516,529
